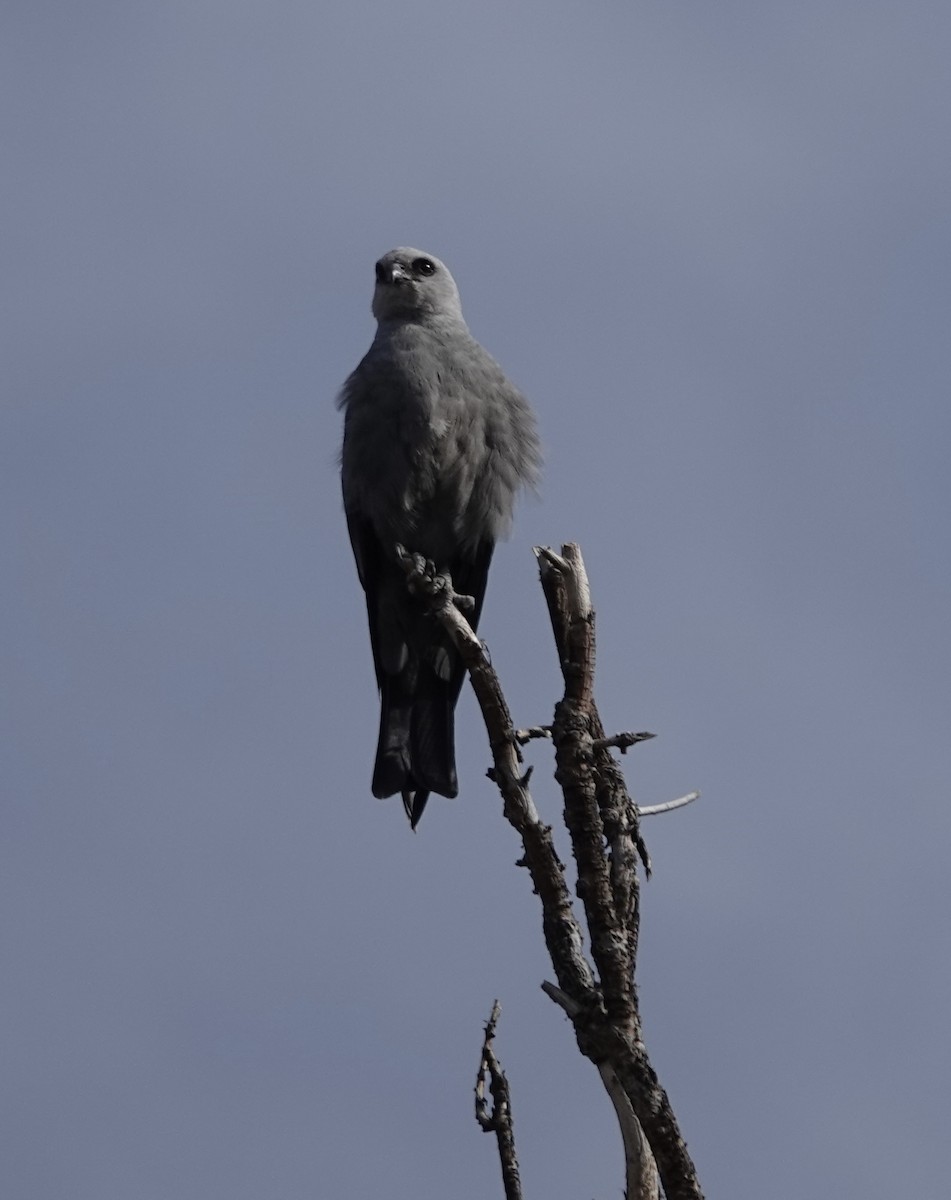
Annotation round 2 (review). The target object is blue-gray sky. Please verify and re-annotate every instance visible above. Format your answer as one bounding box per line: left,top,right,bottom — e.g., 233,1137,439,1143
3,2,949,1197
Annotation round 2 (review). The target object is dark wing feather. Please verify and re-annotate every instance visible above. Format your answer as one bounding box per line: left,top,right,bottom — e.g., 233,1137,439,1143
344,508,387,690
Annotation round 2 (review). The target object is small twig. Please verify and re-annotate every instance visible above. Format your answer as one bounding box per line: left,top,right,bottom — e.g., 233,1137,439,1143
637,791,700,817
474,1001,523,1200
593,731,656,753
540,979,580,1016
513,725,552,745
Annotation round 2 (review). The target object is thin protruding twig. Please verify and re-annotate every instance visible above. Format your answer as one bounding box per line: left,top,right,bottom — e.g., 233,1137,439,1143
513,725,552,745
540,979,579,1016
637,791,701,817
474,1001,522,1200
593,731,656,753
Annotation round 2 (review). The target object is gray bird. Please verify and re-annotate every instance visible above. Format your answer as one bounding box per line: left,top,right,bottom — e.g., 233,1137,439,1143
338,247,540,827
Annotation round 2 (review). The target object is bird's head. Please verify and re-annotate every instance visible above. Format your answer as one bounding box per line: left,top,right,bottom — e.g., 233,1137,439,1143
371,248,464,325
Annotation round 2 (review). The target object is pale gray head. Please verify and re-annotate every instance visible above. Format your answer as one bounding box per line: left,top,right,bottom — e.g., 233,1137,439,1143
371,247,465,325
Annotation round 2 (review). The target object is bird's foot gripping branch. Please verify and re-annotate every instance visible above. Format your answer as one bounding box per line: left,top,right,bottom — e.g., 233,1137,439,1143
395,545,476,615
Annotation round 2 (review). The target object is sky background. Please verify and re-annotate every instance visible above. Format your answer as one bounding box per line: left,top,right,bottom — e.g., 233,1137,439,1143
3,2,950,1197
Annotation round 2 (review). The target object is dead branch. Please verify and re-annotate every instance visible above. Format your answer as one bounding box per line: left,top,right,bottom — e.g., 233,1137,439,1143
593,731,656,752
474,1001,522,1200
638,791,701,817
540,982,659,1200
401,541,703,1200
513,725,552,745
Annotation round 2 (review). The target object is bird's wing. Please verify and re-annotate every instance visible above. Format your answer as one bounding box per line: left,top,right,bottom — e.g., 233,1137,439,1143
442,538,494,703
344,507,389,691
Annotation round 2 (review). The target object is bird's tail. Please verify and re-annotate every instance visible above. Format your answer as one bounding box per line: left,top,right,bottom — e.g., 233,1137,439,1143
372,671,458,827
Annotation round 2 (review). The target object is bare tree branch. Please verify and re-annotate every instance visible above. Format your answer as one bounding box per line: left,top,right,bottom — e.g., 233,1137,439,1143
513,725,552,745
541,983,658,1200
593,731,656,752
638,791,701,817
536,545,702,1200
474,1001,522,1200
599,1065,661,1200
396,546,595,1002
399,541,704,1200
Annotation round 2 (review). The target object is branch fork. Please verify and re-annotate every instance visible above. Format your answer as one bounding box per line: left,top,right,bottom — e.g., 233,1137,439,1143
397,540,703,1200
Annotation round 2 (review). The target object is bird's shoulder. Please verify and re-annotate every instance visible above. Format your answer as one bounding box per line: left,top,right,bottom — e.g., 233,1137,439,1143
345,318,514,397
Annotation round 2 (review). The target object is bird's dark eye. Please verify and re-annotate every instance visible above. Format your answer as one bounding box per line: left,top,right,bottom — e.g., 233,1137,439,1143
375,261,387,283
413,258,436,276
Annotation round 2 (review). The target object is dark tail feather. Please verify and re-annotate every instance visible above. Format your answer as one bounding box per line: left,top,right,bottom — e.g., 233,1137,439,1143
402,789,430,830
409,672,458,799
372,672,458,826
372,690,412,799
